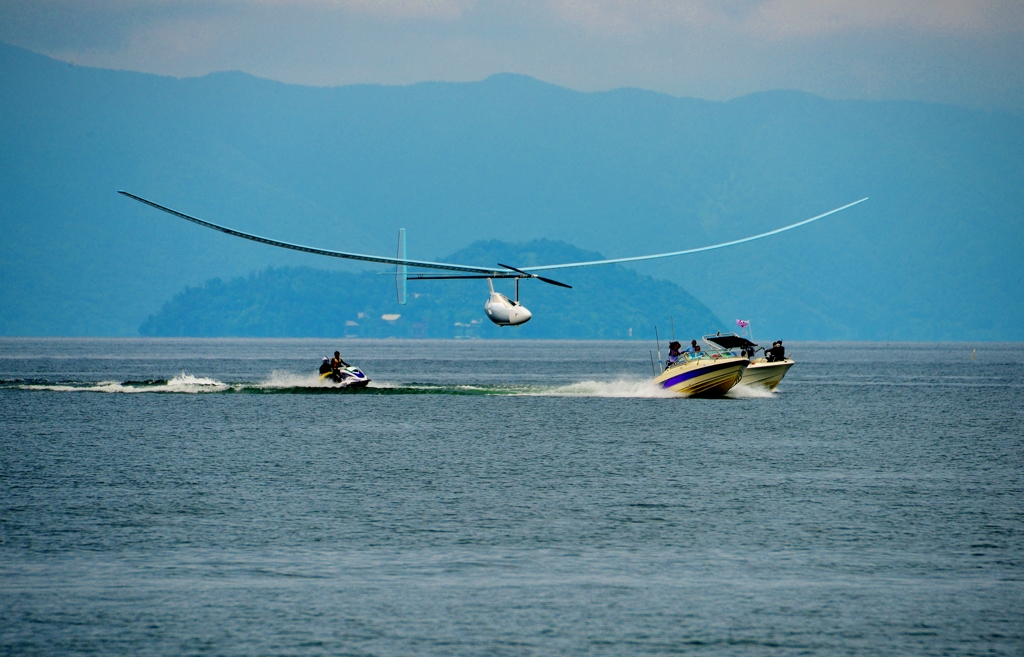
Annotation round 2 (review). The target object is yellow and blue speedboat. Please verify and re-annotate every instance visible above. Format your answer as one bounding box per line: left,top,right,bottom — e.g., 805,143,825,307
653,349,749,397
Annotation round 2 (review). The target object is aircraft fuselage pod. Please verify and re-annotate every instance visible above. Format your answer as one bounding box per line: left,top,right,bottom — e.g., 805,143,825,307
484,292,532,326
483,279,532,326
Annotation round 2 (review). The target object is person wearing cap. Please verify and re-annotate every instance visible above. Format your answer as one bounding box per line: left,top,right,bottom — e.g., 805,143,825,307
683,340,698,355
766,341,786,362
318,357,333,376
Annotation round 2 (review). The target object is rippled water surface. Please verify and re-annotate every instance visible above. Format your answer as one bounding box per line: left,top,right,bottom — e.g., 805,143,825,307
2,338,1022,656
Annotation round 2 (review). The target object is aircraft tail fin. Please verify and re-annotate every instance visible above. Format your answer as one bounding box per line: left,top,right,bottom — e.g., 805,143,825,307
396,228,407,305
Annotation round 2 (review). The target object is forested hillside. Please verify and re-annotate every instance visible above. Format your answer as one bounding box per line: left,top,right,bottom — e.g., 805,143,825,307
141,240,723,339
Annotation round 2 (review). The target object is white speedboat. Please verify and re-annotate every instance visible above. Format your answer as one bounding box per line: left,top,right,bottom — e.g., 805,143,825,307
703,333,793,390
653,349,749,397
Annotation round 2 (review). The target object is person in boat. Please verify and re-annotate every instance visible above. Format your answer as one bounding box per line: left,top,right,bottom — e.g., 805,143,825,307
318,357,333,376
666,341,682,366
766,340,786,362
684,340,698,355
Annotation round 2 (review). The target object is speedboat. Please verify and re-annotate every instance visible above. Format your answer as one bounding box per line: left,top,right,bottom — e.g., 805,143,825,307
653,348,749,397
703,333,793,390
319,366,371,388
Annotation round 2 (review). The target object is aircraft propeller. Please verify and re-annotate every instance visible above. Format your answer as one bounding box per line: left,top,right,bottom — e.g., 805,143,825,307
497,263,572,289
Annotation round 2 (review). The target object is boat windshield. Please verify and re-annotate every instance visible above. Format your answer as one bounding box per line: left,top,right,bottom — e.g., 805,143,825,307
701,333,757,351
682,348,738,362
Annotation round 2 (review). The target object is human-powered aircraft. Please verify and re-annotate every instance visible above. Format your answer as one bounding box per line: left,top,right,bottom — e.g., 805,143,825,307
119,192,867,327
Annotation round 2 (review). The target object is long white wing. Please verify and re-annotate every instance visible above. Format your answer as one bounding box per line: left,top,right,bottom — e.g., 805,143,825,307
120,191,866,275
118,191,503,275
522,198,868,272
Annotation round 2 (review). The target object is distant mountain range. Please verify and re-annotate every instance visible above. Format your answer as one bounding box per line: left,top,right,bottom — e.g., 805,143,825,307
140,240,722,339
1,41,1021,339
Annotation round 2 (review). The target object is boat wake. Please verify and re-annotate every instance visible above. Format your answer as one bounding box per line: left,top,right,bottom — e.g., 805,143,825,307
534,379,678,398
726,383,778,399
10,373,765,398
17,374,231,394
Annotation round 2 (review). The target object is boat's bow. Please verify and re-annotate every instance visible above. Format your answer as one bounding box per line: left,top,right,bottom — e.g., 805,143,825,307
654,352,749,397
739,358,793,390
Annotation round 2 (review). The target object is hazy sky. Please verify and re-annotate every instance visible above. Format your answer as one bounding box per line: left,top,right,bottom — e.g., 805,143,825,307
2,0,1023,111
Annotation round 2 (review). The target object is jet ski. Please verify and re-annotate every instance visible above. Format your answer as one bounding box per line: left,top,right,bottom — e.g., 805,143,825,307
319,366,371,388
702,333,793,390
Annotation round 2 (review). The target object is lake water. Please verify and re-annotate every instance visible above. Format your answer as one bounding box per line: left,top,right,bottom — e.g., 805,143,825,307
1,338,1022,656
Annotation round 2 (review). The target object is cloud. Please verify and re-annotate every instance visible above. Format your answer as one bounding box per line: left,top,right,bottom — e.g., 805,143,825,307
251,0,476,21
544,0,722,35
742,0,1024,38
543,0,1024,37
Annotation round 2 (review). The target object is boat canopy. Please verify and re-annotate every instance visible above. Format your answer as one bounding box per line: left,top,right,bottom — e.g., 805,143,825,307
703,333,758,350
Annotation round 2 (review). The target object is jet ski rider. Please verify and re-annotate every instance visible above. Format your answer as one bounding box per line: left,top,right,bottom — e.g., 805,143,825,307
320,353,350,383
331,351,350,372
